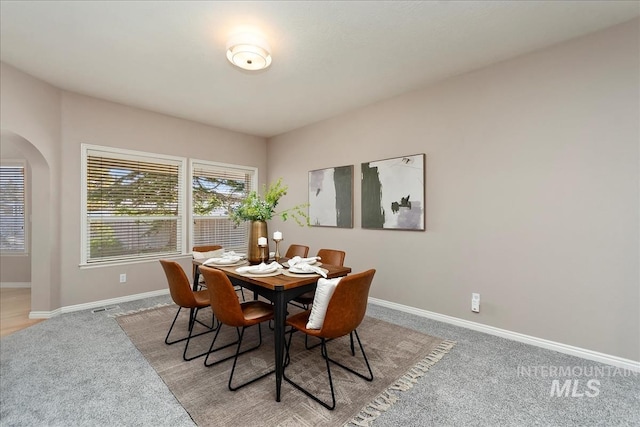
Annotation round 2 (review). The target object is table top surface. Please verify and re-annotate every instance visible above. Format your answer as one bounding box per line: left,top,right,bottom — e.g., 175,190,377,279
194,259,351,291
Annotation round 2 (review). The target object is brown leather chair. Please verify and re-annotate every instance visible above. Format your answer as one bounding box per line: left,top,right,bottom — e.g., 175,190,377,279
160,260,216,361
193,244,245,300
316,248,346,267
284,269,376,410
292,248,346,307
192,245,222,283
200,266,275,391
193,244,223,252
285,244,309,259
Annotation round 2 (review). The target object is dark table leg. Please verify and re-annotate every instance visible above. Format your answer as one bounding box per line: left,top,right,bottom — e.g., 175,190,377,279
274,290,286,402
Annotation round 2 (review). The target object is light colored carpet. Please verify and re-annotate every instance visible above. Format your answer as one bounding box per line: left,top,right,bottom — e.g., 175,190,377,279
116,305,454,426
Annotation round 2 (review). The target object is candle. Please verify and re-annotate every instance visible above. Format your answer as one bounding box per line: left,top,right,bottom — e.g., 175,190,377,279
273,231,283,240
258,237,267,246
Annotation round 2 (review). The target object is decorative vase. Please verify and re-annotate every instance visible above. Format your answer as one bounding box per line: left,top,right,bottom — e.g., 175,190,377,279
248,220,268,265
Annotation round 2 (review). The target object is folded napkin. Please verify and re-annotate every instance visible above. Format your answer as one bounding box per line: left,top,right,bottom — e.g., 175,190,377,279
288,262,327,278
223,251,246,259
288,256,321,267
202,255,242,266
236,261,282,275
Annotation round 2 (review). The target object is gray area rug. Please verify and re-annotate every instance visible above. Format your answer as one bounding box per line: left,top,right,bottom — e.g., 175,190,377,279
116,305,454,426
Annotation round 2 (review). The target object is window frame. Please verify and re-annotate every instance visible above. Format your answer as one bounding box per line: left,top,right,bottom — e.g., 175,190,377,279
189,158,257,253
0,160,28,255
80,144,187,266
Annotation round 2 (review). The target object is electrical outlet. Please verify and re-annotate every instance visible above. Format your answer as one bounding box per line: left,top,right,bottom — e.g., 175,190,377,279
119,273,127,283
471,293,480,313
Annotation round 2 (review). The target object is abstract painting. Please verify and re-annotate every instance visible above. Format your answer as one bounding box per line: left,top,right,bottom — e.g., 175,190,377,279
308,165,353,228
361,154,425,230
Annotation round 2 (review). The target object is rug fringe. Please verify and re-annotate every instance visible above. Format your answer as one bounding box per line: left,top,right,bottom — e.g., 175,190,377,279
107,302,174,318
344,339,456,427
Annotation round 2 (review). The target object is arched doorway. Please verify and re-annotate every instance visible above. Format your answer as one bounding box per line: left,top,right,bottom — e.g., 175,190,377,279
0,130,54,316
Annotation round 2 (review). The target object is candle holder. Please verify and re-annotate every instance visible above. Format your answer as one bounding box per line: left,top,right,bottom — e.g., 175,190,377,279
273,237,283,262
259,244,268,263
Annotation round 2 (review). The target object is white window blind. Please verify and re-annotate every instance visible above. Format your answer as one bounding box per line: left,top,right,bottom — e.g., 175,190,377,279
191,161,256,253
83,146,186,264
0,165,26,253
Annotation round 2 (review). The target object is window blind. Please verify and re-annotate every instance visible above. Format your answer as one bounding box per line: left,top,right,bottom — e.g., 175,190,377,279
0,165,26,253
84,148,185,263
191,161,256,253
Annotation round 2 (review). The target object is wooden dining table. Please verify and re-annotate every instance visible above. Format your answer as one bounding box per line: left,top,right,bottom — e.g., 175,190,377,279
192,259,351,402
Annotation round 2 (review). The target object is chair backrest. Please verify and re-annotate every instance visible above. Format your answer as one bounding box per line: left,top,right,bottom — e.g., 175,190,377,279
199,266,245,327
320,269,376,338
159,260,198,308
317,249,346,267
320,269,376,339
193,245,223,252
285,244,309,258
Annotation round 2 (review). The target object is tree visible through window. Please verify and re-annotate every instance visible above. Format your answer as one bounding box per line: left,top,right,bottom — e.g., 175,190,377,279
191,161,256,253
82,146,186,263
0,165,26,253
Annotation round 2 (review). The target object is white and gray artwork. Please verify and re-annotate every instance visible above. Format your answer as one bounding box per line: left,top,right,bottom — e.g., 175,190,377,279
361,154,425,230
308,165,353,228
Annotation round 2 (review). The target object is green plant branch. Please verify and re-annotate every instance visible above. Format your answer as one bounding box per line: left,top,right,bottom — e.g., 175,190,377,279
228,178,309,227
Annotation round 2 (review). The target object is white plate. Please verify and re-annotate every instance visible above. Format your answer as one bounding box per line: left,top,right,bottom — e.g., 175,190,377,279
237,266,280,275
237,269,282,278
203,259,247,267
283,267,328,277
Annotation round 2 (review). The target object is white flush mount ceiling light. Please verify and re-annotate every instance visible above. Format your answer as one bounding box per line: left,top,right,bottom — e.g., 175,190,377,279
226,33,272,71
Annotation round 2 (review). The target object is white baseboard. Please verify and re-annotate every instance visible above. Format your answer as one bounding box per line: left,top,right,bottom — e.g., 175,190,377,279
29,289,170,319
27,289,638,372
368,297,640,373
0,282,31,288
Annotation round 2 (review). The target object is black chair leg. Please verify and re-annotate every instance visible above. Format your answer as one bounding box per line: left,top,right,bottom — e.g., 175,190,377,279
349,331,355,356
228,324,275,391
204,326,242,367
305,331,355,352
164,306,184,345
326,329,373,381
284,329,373,410
165,306,217,361
204,323,269,372
284,335,336,410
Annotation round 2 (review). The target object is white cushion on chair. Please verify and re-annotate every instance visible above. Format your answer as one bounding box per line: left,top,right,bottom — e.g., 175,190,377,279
306,277,342,329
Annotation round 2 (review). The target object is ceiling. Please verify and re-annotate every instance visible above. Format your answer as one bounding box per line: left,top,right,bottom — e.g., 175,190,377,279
1,1,638,138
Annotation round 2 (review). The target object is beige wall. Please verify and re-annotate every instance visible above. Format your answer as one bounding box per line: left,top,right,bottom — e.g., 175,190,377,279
58,93,266,307
1,63,61,311
267,20,640,360
1,62,267,310
1,19,637,361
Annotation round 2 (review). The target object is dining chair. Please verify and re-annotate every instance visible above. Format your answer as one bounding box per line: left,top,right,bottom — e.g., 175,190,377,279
199,266,276,391
192,245,222,287
159,260,217,361
283,269,376,410
284,244,310,259
192,244,223,253
291,248,346,308
193,244,245,300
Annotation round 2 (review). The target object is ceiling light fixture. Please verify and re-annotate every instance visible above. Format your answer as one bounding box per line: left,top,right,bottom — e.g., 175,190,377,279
226,33,272,71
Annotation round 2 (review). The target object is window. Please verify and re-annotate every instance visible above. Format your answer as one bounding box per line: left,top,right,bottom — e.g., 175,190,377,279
0,163,26,253
191,160,256,253
81,145,186,264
